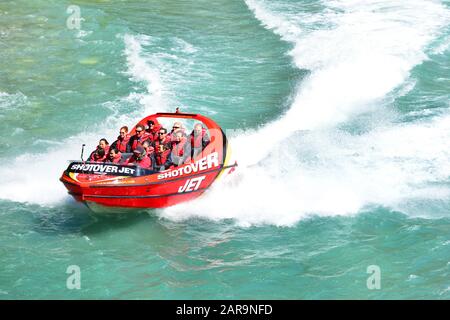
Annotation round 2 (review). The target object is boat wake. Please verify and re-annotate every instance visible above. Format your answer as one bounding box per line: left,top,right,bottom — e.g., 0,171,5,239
161,0,450,226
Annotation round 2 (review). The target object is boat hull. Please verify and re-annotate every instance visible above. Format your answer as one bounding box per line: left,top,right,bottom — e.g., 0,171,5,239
60,165,230,209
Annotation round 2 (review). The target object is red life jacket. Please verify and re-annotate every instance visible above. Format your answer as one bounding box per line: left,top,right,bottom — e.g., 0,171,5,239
154,138,171,166
154,136,172,166
190,128,207,148
147,124,161,142
89,146,109,162
130,132,151,151
155,150,170,166
172,137,187,157
114,135,130,153
125,154,151,169
90,153,107,162
106,152,122,164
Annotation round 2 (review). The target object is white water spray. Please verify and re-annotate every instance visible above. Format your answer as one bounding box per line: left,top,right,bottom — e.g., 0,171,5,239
161,0,450,225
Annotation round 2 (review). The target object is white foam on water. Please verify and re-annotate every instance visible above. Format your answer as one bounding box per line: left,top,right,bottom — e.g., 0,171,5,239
236,0,450,166
0,134,98,205
163,112,450,226
0,92,28,113
430,31,450,55
123,34,168,115
172,37,198,54
161,0,450,225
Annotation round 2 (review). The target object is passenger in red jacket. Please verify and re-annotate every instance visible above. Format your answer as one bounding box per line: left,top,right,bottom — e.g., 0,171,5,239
111,126,131,153
142,140,156,170
124,146,152,169
153,127,172,170
171,130,191,166
105,148,122,164
146,120,161,142
99,138,110,153
89,147,106,162
89,138,109,162
128,124,151,151
190,123,210,159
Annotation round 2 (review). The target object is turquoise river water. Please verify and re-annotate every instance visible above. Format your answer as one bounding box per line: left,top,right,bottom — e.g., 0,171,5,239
1,0,450,299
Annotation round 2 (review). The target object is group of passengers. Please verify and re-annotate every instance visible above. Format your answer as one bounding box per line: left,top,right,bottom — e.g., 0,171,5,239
88,119,210,170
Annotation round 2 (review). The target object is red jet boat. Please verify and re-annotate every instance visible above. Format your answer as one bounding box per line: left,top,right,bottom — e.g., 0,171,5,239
60,111,237,211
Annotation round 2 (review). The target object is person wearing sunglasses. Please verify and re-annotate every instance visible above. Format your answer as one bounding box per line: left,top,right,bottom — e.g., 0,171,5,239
168,121,185,140
145,119,161,142
111,126,131,153
153,127,173,171
128,124,151,151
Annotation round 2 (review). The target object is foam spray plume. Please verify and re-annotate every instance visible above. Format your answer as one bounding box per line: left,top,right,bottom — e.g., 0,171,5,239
161,0,450,226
